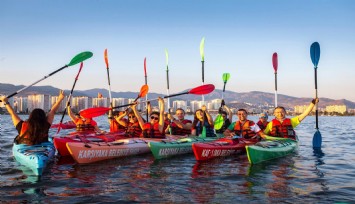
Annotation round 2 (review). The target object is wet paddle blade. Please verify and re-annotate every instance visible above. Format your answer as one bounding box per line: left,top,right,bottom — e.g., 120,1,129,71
214,114,224,130
189,84,215,95
222,73,230,83
310,42,320,67
139,84,149,98
80,107,111,118
200,37,205,61
312,129,322,148
68,51,93,66
272,52,278,73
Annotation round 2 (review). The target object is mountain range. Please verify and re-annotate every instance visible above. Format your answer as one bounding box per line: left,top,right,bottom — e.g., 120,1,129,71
1,83,355,109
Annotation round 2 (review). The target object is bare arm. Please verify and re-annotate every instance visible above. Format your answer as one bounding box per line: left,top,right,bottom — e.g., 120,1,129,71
132,103,145,130
202,105,214,126
158,97,165,133
67,105,77,123
116,111,128,127
47,90,65,124
298,98,319,122
1,96,21,127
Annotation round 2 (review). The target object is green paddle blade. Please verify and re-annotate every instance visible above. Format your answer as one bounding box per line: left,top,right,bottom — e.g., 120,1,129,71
165,49,169,66
214,114,224,130
68,51,93,66
200,37,205,61
201,126,207,138
222,73,230,83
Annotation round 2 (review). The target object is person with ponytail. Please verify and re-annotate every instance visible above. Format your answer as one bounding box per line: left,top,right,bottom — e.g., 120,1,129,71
1,90,65,145
191,105,216,137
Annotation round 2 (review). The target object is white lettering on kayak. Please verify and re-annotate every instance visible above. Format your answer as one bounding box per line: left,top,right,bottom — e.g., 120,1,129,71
78,148,142,160
201,149,238,157
158,147,191,156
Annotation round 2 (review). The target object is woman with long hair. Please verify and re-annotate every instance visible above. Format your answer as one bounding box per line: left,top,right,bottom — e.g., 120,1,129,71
1,90,65,145
191,105,216,137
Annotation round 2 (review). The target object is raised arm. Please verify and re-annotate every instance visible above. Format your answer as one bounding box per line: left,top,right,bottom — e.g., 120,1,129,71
224,105,233,122
298,98,319,122
202,105,214,126
158,97,165,133
67,105,77,123
1,96,21,127
132,103,145,130
116,111,128,127
47,90,65,124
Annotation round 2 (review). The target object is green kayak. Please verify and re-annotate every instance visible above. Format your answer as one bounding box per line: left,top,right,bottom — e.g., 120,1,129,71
246,136,298,164
149,136,220,159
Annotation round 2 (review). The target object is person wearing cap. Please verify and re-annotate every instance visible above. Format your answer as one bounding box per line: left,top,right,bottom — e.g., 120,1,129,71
223,108,266,140
263,98,319,140
257,112,269,131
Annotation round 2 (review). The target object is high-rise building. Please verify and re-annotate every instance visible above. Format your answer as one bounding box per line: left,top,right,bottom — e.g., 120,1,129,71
172,100,187,112
93,97,109,108
17,97,28,113
27,94,51,112
71,96,92,112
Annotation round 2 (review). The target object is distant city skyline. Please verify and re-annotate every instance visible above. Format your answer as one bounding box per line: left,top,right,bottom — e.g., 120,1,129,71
1,1,355,102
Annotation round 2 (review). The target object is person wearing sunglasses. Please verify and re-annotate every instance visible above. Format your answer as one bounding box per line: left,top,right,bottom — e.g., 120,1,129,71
223,108,266,140
133,97,166,138
108,110,128,133
191,105,216,137
114,109,142,138
257,112,269,131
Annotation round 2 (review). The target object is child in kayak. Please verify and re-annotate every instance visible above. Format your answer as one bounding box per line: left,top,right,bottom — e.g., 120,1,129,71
264,98,319,140
191,105,216,137
1,90,65,145
257,112,269,131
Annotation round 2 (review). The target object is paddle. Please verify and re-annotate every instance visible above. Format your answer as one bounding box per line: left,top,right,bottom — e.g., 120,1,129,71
80,84,215,118
104,49,113,109
200,37,205,103
56,62,84,134
214,73,231,130
272,52,278,107
80,84,149,118
0,51,93,102
165,49,172,134
310,42,321,149
144,57,149,121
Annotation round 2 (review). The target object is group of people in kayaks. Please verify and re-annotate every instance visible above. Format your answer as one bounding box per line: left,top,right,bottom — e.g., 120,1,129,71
1,90,320,146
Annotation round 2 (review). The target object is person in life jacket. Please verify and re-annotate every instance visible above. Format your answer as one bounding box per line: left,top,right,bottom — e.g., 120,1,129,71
215,102,233,134
264,98,319,140
223,108,266,140
108,110,128,133
133,97,166,138
191,105,216,137
257,112,269,131
114,109,142,138
1,90,65,145
67,106,105,134
166,108,192,136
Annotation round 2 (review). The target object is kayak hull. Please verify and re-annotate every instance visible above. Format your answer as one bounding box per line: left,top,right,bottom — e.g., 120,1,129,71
53,131,125,156
246,137,298,164
12,142,55,176
192,138,259,161
148,137,218,159
67,138,163,164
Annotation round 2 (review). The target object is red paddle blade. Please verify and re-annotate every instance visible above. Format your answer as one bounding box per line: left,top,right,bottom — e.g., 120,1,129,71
272,52,278,73
189,84,215,95
80,107,111,118
104,49,109,68
139,84,149,98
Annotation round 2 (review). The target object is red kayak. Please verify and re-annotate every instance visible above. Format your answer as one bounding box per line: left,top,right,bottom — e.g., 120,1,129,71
192,138,259,161
51,121,76,129
53,131,125,156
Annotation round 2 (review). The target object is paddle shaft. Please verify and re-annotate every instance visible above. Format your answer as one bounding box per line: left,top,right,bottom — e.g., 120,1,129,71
274,72,278,107
315,67,319,129
1,65,69,102
201,60,205,102
166,67,170,110
106,68,113,107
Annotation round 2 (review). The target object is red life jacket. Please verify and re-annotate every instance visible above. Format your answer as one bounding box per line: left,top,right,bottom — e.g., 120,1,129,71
171,119,192,136
233,120,256,139
75,118,96,132
126,121,142,138
269,118,296,140
142,122,165,138
16,121,48,145
257,120,268,131
110,118,127,132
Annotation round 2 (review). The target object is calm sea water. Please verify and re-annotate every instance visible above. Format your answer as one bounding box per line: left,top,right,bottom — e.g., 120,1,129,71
0,114,354,203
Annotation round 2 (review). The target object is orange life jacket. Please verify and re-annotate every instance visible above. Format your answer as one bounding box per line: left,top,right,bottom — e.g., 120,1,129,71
75,118,96,132
126,121,142,138
171,119,192,136
110,118,127,132
16,121,48,145
269,118,296,140
233,120,256,139
142,122,165,138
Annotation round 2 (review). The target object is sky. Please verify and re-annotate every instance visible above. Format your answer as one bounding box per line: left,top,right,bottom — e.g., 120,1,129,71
1,0,355,101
